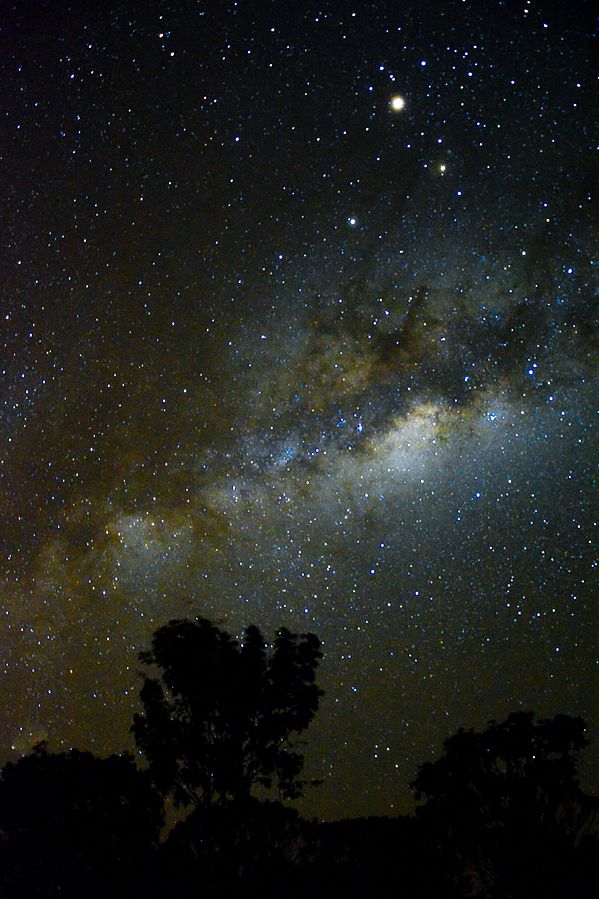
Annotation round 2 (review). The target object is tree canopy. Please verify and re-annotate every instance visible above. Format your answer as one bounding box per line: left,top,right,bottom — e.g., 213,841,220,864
1,616,596,899
0,743,162,899
411,711,598,898
132,617,323,807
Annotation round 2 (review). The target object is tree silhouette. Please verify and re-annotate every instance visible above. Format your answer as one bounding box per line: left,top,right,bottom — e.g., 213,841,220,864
162,797,310,898
0,743,162,899
411,711,598,898
132,617,323,808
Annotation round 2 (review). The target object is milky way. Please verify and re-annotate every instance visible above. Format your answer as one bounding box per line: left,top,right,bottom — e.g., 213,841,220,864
1,0,596,818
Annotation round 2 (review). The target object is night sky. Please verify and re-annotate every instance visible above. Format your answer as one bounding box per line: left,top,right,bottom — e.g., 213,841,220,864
1,0,596,820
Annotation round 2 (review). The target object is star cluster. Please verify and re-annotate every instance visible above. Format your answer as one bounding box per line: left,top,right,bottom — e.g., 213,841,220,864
0,0,596,818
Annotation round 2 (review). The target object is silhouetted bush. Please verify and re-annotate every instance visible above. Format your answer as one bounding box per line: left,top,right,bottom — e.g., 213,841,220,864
412,711,599,898
0,743,162,899
160,797,312,898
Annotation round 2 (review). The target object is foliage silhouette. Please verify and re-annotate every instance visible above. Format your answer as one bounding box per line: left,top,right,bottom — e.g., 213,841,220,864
132,616,323,808
0,743,162,899
411,711,599,898
302,815,466,899
0,616,595,899
161,797,310,898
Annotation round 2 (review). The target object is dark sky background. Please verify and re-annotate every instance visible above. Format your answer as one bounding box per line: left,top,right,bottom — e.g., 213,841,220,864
0,0,596,820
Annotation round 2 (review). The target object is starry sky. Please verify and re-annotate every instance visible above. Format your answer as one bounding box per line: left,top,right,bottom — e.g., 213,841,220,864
1,0,596,820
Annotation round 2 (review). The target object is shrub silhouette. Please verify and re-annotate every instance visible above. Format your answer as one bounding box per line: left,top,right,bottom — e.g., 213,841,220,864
162,797,310,898
411,711,598,898
0,743,162,899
